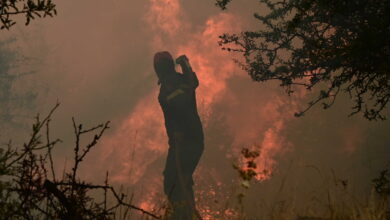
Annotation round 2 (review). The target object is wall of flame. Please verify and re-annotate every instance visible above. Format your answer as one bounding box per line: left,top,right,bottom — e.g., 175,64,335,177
1,0,389,218
79,0,306,217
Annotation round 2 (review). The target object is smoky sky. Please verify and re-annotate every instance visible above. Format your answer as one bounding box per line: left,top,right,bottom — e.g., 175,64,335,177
1,0,389,218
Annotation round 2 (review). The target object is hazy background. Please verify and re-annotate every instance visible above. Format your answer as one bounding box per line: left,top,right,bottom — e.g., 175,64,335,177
1,0,389,218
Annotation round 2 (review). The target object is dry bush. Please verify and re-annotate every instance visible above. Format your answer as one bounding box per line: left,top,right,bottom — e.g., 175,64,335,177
225,147,390,220
0,103,160,220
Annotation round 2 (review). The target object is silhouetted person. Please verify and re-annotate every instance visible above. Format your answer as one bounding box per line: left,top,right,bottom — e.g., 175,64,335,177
154,51,204,220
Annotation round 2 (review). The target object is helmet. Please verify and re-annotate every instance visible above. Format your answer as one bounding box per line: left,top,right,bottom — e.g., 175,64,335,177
154,51,175,85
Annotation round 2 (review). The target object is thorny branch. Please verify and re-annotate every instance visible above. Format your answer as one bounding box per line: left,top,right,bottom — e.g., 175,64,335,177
0,103,162,219
71,117,110,185
5,102,60,169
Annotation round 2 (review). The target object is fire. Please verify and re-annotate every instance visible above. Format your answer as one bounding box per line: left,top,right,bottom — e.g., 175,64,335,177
93,91,166,185
85,0,306,216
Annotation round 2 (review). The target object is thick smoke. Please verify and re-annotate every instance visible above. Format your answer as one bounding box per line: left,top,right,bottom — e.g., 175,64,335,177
1,0,389,218
78,1,308,216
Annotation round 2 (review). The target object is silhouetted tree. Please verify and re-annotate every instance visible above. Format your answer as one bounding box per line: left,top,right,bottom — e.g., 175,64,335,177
216,0,390,120
0,103,161,220
0,0,57,30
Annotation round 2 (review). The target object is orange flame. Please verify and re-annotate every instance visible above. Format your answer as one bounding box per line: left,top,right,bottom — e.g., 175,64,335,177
85,0,306,216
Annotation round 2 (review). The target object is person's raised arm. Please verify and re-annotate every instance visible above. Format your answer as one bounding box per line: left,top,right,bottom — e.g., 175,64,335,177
176,55,199,89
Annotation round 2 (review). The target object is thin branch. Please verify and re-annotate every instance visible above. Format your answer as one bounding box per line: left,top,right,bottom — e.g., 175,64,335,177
50,181,161,219
5,102,60,169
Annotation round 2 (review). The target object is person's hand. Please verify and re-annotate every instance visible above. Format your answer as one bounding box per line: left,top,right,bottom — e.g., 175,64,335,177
175,55,189,65
176,55,193,74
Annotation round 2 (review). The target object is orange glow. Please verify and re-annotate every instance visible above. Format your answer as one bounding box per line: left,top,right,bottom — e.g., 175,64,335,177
146,0,182,33
84,0,306,216
95,0,246,185
98,93,166,184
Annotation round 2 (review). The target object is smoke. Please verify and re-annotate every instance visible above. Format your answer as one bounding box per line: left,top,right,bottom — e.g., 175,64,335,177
1,0,389,218
75,1,307,217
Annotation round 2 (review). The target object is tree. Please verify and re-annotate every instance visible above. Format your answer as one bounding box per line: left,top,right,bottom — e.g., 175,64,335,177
0,0,57,30
216,0,390,120
0,104,160,219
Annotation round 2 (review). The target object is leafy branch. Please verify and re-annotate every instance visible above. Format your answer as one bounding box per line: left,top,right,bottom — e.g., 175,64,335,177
0,0,57,30
217,0,390,120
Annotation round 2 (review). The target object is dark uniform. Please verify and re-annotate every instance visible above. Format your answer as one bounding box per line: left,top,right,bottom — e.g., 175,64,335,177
156,55,204,219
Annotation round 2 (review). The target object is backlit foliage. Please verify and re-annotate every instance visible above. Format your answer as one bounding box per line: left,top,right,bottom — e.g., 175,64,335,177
0,0,57,29
217,0,390,120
